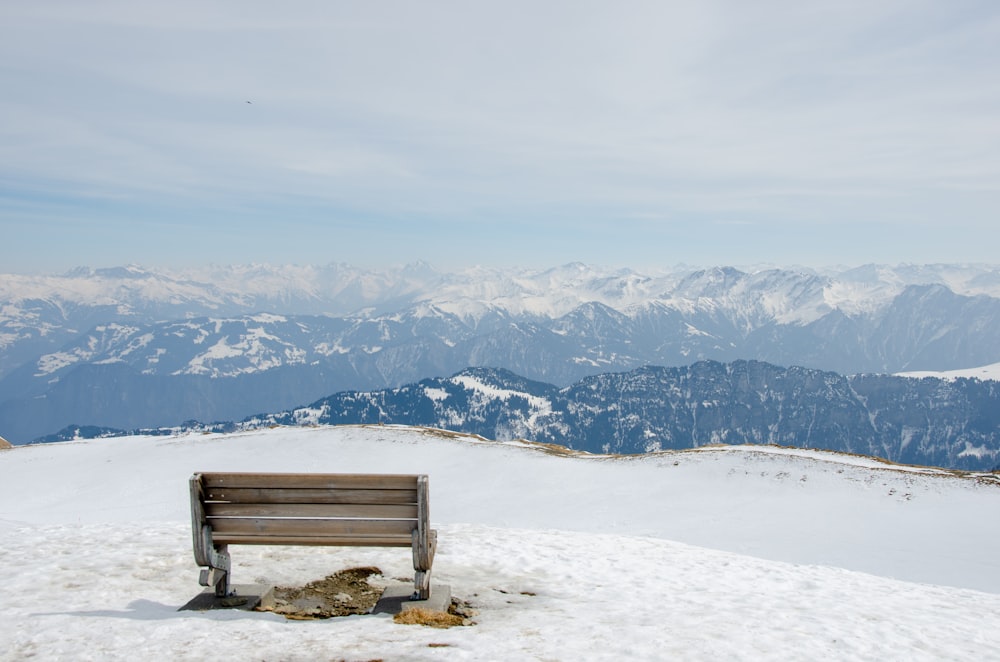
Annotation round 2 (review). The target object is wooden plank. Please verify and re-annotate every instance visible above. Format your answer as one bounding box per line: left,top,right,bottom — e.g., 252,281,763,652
203,487,418,505
200,473,420,490
416,475,429,540
204,502,418,519
190,474,210,566
211,534,414,547
209,517,417,538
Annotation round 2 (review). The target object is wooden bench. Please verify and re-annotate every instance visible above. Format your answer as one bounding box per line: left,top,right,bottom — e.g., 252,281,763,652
190,472,438,600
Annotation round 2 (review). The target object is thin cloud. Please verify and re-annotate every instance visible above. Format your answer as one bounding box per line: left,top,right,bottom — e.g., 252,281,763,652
1,1,998,270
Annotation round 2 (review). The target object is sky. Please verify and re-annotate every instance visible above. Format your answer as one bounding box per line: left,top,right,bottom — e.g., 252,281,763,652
2,1,999,274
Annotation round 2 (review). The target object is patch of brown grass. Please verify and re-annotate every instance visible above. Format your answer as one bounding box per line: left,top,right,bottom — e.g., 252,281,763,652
393,607,465,628
258,566,384,619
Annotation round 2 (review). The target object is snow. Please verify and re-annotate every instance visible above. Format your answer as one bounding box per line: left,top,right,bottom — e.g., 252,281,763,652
5,264,1000,325
249,313,288,324
33,323,142,376
33,350,80,375
449,375,555,433
183,337,245,373
450,375,549,412
424,387,450,402
896,361,1000,382
1,425,999,660
179,326,306,377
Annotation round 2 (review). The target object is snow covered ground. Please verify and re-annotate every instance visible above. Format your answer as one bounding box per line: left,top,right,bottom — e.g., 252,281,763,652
1,425,998,660
897,360,1000,381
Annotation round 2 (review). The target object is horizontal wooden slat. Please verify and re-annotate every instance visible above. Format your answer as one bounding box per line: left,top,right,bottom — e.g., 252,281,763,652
205,503,418,519
201,473,420,490
209,517,416,538
211,534,414,547
193,471,434,554
203,487,417,505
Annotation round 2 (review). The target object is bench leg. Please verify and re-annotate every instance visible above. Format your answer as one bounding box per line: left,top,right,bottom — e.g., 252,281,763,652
208,542,231,597
411,530,437,600
200,564,231,598
414,570,431,600
194,524,232,597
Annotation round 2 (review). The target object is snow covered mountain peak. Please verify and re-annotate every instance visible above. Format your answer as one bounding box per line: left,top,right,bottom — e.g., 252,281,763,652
5,261,1000,321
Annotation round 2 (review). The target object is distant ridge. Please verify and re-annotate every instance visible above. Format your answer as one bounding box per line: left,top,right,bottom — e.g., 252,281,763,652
241,360,1000,472
34,360,1000,471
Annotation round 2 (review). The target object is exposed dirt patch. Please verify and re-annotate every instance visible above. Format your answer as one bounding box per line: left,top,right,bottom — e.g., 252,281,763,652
258,566,385,620
393,607,464,628
397,597,478,628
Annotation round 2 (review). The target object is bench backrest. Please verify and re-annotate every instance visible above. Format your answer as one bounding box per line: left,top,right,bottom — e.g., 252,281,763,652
191,472,429,547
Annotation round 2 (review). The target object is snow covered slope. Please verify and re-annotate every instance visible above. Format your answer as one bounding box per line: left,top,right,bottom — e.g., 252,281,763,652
897,361,1000,381
261,363,1000,471
1,425,997,660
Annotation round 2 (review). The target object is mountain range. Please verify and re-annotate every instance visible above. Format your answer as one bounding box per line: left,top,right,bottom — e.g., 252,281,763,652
38,360,1000,473
3,262,1000,445
237,361,997,472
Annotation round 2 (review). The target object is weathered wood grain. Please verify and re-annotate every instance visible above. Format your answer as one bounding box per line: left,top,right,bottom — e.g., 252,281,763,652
209,517,416,537
212,534,414,547
201,473,418,490
204,502,419,519
202,487,418,505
